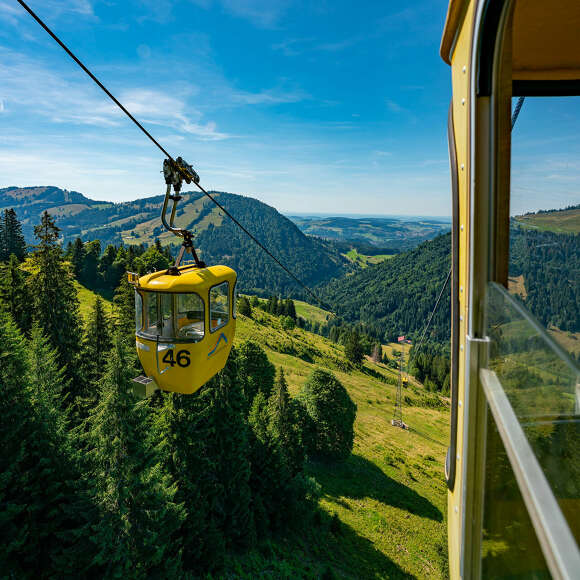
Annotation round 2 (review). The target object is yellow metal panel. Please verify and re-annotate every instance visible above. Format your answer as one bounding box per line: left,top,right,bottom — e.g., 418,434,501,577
138,264,236,293
440,0,470,65
448,0,475,577
135,264,237,394
512,0,580,81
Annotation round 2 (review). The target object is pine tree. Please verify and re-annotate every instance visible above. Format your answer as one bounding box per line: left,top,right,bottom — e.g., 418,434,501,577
0,254,31,332
70,237,85,279
81,295,113,397
113,274,137,341
156,390,224,573
28,212,83,388
27,324,69,437
81,240,101,287
0,208,27,261
286,299,297,321
205,355,255,551
0,312,99,576
237,340,276,409
238,295,253,317
80,336,184,577
268,368,304,475
300,368,357,461
345,330,365,366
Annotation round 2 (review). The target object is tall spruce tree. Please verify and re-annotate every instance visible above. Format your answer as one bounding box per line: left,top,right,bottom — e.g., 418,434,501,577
27,324,69,437
0,312,99,576
0,208,27,262
237,340,275,409
268,368,304,476
203,355,255,551
0,254,31,332
81,295,112,394
156,390,225,573
300,368,357,461
29,211,82,388
113,274,137,341
80,335,184,577
70,237,85,279
344,330,365,366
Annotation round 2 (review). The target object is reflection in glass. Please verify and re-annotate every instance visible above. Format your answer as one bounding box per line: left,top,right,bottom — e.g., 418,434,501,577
160,293,173,338
176,293,204,341
135,290,143,333
210,282,229,331
482,414,550,579
486,282,580,544
145,292,159,336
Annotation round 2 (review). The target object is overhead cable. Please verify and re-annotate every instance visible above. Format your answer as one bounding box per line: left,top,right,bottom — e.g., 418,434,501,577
16,0,331,311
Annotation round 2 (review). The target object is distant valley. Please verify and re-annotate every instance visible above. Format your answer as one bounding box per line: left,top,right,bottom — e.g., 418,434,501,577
288,214,451,250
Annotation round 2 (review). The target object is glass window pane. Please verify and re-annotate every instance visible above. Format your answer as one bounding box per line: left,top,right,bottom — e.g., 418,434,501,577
233,282,237,319
144,292,159,336
509,96,580,357
160,294,173,338
482,413,551,578
210,282,229,331
486,283,580,543
135,290,143,333
176,293,204,342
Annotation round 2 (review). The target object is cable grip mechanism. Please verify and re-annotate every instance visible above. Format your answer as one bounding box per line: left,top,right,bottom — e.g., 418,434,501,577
161,157,205,273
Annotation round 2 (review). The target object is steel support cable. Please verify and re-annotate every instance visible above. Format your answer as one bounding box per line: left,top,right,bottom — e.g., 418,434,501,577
511,96,525,130
16,0,332,311
409,267,452,364
411,96,524,364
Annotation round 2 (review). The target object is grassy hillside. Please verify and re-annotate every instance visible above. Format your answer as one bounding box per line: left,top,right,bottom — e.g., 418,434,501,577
76,284,449,578
345,248,394,267
234,309,450,578
513,205,580,234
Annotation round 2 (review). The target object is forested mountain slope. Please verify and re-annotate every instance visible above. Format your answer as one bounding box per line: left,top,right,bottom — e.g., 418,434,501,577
325,226,580,344
1,186,348,296
510,229,579,332
324,233,452,343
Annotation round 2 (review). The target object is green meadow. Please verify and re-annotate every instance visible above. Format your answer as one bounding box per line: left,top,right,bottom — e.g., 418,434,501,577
80,285,449,578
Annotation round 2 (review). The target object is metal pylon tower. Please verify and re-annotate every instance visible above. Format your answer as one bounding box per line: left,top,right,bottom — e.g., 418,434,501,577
392,345,404,428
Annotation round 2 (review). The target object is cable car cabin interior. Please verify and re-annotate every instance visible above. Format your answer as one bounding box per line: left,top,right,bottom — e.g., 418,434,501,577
131,264,237,397
441,0,580,578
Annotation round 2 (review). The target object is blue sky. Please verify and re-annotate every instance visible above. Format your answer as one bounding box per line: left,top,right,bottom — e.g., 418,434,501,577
0,0,578,216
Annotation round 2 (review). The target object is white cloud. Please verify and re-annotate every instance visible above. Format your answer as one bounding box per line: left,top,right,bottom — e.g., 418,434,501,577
385,99,404,113
0,50,230,140
1,0,95,24
219,0,292,29
230,87,308,106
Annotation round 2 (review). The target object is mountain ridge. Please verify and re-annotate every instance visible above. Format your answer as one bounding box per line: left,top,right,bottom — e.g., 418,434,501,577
0,185,349,296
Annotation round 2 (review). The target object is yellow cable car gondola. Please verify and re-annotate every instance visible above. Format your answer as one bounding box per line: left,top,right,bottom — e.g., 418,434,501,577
441,1,580,577
130,158,237,396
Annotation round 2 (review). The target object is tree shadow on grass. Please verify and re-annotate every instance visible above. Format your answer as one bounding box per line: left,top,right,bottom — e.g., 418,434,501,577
309,454,443,523
308,510,417,579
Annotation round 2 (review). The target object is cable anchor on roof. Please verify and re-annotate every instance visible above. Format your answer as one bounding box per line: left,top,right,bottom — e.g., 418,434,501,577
161,157,205,273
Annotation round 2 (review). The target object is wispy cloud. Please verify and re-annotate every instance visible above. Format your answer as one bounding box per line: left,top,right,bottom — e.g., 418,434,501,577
219,0,293,29
272,35,361,56
230,86,308,106
140,0,292,28
385,99,405,114
1,0,95,24
271,37,313,57
0,50,229,140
